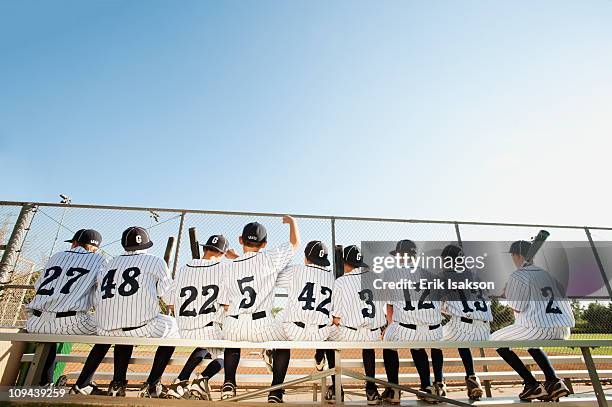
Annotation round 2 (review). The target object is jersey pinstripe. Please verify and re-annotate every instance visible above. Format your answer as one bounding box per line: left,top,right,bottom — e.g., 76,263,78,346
174,259,225,331
95,251,173,330
27,247,106,313
504,265,575,328
388,267,442,326
218,243,294,317
331,269,386,330
276,264,335,326
441,270,493,322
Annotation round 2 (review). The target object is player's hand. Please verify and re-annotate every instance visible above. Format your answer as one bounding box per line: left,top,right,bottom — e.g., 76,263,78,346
282,215,295,224
225,248,239,259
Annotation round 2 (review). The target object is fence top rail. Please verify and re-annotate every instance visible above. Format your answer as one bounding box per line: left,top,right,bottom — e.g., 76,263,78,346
2,332,611,350
2,200,611,231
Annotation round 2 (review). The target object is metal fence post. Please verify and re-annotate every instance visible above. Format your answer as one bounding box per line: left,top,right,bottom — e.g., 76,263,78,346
331,217,336,267
171,212,186,278
0,204,36,285
584,227,612,300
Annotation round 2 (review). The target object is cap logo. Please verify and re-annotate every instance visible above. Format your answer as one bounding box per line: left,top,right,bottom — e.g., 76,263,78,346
212,236,219,244
248,235,257,240
319,249,324,258
356,253,362,261
135,235,142,244
90,240,99,245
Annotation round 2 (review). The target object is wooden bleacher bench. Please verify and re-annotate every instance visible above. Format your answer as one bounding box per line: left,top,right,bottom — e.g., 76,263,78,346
1,332,611,407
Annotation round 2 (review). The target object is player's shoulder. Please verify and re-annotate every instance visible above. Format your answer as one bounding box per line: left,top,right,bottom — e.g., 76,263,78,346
511,265,544,283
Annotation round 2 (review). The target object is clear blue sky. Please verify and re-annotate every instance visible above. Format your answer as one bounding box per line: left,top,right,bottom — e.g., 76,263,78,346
1,0,610,226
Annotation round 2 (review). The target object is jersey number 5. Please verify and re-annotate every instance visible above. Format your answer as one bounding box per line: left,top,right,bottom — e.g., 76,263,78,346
237,276,257,309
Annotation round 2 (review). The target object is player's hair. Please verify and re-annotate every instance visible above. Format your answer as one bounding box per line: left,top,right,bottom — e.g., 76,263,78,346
203,247,224,255
77,243,98,252
243,240,265,249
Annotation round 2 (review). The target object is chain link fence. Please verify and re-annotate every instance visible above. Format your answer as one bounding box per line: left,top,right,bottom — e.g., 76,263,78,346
1,201,611,384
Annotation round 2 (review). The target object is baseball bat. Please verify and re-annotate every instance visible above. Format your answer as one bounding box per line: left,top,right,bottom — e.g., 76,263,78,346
189,227,200,259
523,229,550,265
334,245,344,279
164,236,176,266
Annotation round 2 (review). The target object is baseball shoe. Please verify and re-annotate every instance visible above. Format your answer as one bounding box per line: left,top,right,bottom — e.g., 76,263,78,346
465,375,484,400
433,381,447,398
69,383,106,395
268,390,284,403
315,350,326,372
138,380,167,398
519,382,547,401
416,386,440,404
190,375,212,400
366,387,382,405
107,380,127,397
166,378,191,399
262,349,273,373
54,375,68,388
324,385,345,403
381,387,401,404
541,379,570,401
221,381,236,400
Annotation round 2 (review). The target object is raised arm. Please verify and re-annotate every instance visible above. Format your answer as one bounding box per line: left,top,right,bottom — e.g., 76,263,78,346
282,215,300,249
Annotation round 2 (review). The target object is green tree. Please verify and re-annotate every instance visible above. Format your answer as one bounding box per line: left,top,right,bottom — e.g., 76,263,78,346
491,299,514,332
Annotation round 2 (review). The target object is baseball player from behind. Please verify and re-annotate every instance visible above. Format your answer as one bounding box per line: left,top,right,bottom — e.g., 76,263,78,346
275,241,336,398
330,245,386,405
493,240,575,401
166,234,237,400
72,227,178,398
27,229,105,389
219,216,299,403
439,244,492,401
382,240,443,404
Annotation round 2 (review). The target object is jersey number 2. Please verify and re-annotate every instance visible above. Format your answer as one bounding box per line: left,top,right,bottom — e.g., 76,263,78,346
541,286,562,314
179,285,219,317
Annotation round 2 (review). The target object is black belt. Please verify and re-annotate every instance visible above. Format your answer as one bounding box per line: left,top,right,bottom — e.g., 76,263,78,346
122,324,146,332
230,310,266,320
32,310,76,318
460,317,473,324
399,322,441,331
294,322,327,329
343,325,383,332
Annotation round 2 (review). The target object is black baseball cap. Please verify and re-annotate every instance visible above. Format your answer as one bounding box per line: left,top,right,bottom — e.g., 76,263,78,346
201,234,229,253
390,239,417,256
441,244,464,261
343,245,368,268
305,240,331,267
242,222,267,244
122,226,153,251
508,240,531,257
65,229,102,248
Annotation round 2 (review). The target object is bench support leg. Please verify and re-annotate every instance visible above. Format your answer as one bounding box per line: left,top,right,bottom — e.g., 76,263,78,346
581,346,608,407
335,349,342,404
478,347,492,397
24,342,54,386
342,368,473,407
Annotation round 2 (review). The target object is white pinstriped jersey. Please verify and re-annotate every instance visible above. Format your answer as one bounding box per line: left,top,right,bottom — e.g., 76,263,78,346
95,251,173,330
504,265,575,328
388,267,442,326
218,243,294,317
276,264,335,325
331,269,386,329
27,247,106,313
441,270,493,322
174,259,225,331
